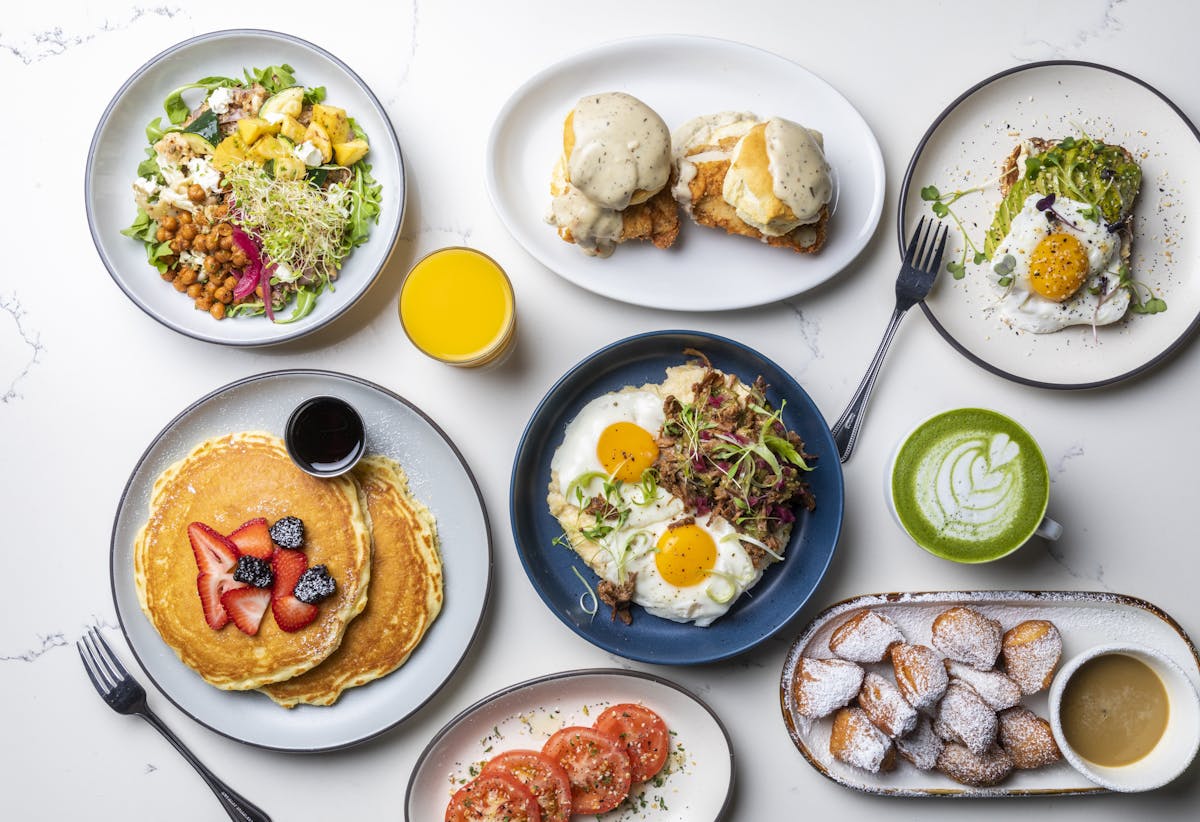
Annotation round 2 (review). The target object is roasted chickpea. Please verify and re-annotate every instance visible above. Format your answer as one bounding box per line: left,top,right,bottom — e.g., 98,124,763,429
161,215,179,232
180,224,197,241
214,204,229,218
179,268,199,285
231,253,248,268
204,282,218,296
172,277,188,292
155,227,170,243
218,235,233,251
210,302,226,320
216,222,233,236
214,286,231,303
186,283,202,298
203,256,218,275
195,212,209,227
161,269,176,282
215,250,232,264
223,275,239,290
188,184,206,203
169,238,185,253
177,212,191,225
195,296,214,311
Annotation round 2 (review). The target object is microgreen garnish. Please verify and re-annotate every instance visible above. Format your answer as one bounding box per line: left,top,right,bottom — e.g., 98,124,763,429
569,565,598,620
921,184,989,278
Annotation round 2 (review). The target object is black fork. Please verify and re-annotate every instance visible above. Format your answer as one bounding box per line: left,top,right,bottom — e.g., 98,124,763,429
77,626,272,822
830,217,948,462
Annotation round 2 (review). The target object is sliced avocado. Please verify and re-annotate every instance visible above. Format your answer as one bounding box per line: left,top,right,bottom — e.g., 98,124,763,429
259,86,304,121
985,137,1141,257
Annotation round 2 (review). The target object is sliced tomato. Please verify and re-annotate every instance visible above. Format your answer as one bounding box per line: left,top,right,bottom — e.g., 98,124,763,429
445,771,541,822
595,703,670,783
541,726,632,814
481,749,572,822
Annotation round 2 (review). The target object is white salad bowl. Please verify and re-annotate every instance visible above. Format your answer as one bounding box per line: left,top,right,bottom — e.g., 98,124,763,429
86,29,405,346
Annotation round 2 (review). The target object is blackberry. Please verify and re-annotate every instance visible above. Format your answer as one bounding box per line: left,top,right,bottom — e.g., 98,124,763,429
269,516,305,550
293,565,336,604
232,555,273,588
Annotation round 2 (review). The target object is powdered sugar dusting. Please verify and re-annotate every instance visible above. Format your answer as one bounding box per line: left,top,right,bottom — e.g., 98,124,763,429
931,606,1002,670
1002,620,1063,694
792,657,864,719
895,716,942,771
998,706,1062,770
935,681,998,756
829,609,905,663
830,707,892,773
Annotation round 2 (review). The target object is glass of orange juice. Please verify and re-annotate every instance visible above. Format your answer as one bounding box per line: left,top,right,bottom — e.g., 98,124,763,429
398,247,516,367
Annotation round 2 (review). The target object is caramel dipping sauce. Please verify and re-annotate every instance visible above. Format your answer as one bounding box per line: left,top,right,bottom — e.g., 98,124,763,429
1060,653,1169,767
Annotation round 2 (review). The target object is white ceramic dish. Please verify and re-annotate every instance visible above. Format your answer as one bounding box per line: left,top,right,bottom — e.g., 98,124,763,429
1049,642,1200,792
110,370,491,751
486,35,885,311
405,669,734,821
86,30,405,346
780,591,1200,796
899,61,1200,388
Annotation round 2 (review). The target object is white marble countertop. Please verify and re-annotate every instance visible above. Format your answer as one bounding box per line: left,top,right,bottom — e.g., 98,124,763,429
4,0,1199,818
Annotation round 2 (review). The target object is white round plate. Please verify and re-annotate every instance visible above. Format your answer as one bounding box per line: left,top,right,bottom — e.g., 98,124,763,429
110,370,491,751
405,669,734,821
86,30,405,346
900,61,1200,389
486,35,885,311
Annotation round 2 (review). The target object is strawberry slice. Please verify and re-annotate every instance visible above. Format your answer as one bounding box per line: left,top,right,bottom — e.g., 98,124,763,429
221,586,271,635
188,522,239,575
228,518,274,560
271,548,318,632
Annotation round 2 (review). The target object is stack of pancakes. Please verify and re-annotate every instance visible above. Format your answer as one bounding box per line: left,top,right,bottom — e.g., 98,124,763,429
134,432,442,707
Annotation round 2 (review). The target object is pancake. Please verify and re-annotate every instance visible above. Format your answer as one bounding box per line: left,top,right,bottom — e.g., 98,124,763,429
134,431,373,690
260,455,442,707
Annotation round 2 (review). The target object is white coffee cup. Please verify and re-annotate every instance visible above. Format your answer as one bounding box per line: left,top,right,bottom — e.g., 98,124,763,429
1048,642,1200,792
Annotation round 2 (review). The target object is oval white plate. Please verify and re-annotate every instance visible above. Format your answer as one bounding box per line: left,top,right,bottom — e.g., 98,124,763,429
486,35,885,311
111,370,491,751
780,591,1200,797
900,61,1200,388
406,669,733,821
86,30,405,346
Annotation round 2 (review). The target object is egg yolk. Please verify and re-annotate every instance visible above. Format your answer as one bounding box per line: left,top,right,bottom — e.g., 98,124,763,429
597,422,659,483
655,523,718,587
1028,232,1091,301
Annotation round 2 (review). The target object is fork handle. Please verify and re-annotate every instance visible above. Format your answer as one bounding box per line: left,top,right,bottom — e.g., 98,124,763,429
139,710,272,822
830,306,907,463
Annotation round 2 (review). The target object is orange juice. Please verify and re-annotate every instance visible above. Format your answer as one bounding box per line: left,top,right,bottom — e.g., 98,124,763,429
399,247,516,366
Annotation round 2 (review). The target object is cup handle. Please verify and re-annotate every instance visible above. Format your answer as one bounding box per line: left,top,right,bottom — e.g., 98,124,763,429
1036,516,1063,542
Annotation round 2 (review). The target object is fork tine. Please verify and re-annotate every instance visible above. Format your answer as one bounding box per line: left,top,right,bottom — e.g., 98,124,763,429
89,627,131,679
77,638,110,694
927,223,950,274
84,629,123,689
903,216,927,265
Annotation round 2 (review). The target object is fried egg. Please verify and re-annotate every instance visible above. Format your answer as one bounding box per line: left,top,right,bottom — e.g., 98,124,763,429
991,193,1129,333
547,382,766,626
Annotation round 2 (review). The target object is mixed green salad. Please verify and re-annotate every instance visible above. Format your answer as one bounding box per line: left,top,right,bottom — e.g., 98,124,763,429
123,64,382,322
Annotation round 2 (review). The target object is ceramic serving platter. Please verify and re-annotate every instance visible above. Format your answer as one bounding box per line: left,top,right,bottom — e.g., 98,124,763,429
86,29,405,346
110,370,490,751
899,61,1200,388
487,34,884,310
780,590,1200,797
405,669,734,821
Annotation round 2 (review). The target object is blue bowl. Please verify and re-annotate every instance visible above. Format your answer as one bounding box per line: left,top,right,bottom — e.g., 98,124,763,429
509,330,844,664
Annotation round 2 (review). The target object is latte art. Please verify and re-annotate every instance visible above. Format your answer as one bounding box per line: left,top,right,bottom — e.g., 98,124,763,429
921,432,1023,541
891,409,1050,563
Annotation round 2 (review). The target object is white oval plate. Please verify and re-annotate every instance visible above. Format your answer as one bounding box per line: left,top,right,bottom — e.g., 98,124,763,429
406,669,734,821
900,61,1200,388
110,370,491,751
486,35,885,311
87,30,405,346
780,591,1200,797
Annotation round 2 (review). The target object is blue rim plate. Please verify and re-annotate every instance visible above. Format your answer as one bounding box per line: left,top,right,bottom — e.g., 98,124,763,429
509,331,844,665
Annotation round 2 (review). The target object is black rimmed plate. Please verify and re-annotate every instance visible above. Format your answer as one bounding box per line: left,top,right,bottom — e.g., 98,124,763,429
405,669,734,821
509,331,844,665
899,61,1200,389
86,30,405,346
110,370,490,751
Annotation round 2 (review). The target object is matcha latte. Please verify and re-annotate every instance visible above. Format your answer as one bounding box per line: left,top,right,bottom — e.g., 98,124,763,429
890,409,1050,562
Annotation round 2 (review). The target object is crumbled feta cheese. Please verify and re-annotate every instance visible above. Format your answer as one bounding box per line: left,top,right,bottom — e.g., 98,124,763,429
132,177,159,197
180,249,207,269
293,140,323,167
263,111,286,125
273,262,299,283
207,86,235,115
185,157,222,193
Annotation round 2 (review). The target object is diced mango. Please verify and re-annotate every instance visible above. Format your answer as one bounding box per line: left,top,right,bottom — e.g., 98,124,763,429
273,156,307,181
236,117,279,146
260,87,304,121
304,121,333,164
333,139,369,166
278,115,307,144
248,135,291,163
211,134,248,172
312,104,352,144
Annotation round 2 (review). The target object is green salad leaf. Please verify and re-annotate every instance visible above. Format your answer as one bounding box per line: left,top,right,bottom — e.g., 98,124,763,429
985,137,1141,257
163,76,237,124
345,162,383,251
304,86,327,105
121,209,157,242
243,64,296,95
136,147,160,180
